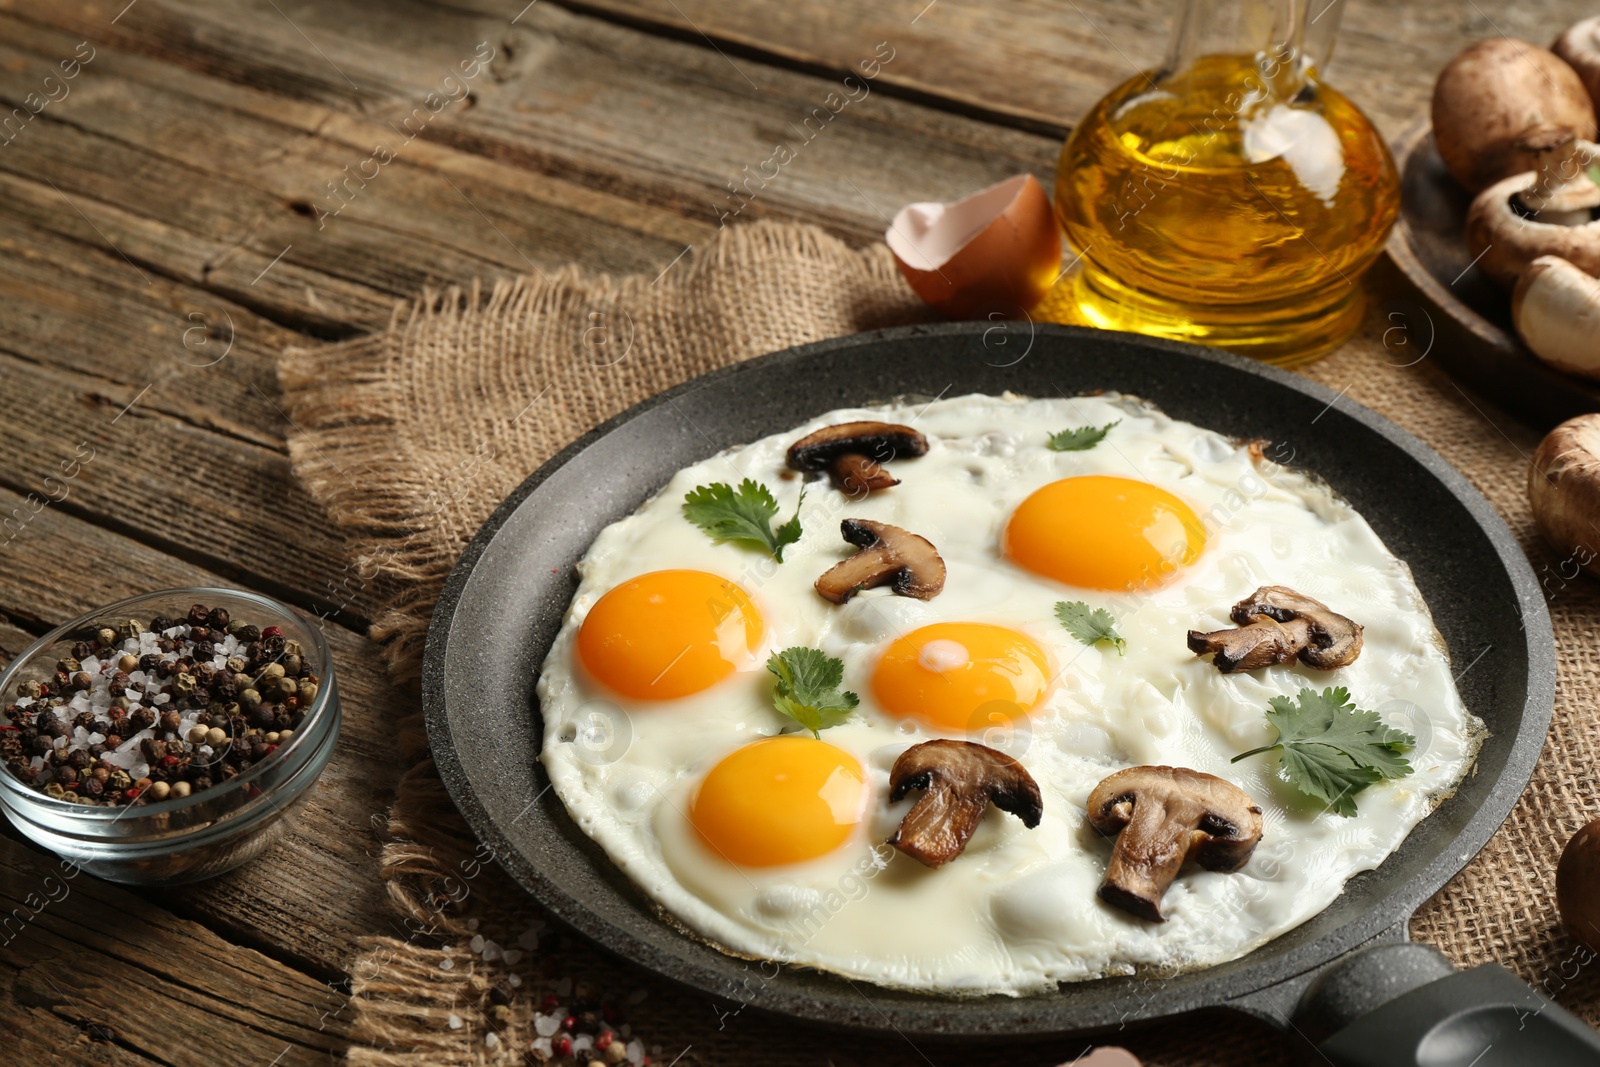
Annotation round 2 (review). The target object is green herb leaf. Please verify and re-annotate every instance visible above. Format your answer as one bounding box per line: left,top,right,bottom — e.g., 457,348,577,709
1231,687,1415,817
1046,420,1119,452
1054,600,1126,654
766,647,859,738
682,480,804,561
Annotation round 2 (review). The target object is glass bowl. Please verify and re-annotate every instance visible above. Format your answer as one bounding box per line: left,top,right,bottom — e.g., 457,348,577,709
0,587,340,885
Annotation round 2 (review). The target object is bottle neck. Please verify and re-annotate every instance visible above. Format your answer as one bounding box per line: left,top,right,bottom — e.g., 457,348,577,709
1161,0,1342,100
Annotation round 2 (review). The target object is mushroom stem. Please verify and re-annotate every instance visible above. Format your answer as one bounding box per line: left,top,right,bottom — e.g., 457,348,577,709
1520,135,1600,223
1513,256,1600,380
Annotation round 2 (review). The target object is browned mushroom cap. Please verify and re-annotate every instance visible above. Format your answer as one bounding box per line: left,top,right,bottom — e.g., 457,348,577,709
786,421,929,495
814,519,946,604
1187,585,1363,673
888,739,1043,867
1087,765,1263,922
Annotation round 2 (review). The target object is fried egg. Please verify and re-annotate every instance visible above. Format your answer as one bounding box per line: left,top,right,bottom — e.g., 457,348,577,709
536,393,1481,994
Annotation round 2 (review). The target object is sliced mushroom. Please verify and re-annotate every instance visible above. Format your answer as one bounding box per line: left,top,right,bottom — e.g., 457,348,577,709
1187,585,1363,673
786,421,928,495
814,519,945,604
1087,765,1263,922
888,739,1043,867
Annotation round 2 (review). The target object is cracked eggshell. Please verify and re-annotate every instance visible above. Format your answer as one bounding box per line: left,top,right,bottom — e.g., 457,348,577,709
886,174,1061,320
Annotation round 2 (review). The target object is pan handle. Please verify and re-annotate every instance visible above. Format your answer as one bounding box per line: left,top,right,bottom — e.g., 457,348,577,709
1295,942,1600,1066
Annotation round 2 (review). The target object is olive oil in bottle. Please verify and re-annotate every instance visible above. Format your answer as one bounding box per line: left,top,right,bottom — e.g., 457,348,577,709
1041,0,1400,366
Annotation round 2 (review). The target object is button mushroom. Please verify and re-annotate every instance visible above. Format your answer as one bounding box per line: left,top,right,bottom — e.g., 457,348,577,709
1430,38,1597,193
1528,414,1600,581
887,739,1043,867
1187,586,1363,673
1464,135,1600,289
1513,256,1600,380
1554,17,1600,111
814,519,945,604
1087,766,1263,922
786,421,928,495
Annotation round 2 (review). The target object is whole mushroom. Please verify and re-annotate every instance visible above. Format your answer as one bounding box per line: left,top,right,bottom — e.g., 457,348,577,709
1528,414,1600,580
1554,17,1600,111
1431,38,1597,193
1513,256,1600,380
1464,136,1600,289
1557,817,1600,952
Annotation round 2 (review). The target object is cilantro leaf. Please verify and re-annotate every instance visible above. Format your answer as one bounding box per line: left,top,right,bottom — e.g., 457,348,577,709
766,647,859,738
682,480,804,561
1231,687,1415,817
1046,420,1119,452
1055,600,1126,654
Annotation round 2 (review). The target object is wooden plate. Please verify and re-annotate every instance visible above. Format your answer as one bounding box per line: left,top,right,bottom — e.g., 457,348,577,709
1386,116,1600,427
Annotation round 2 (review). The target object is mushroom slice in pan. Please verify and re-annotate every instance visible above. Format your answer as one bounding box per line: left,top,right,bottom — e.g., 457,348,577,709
814,519,945,604
1087,765,1263,922
1187,585,1362,673
888,739,1043,867
786,421,929,495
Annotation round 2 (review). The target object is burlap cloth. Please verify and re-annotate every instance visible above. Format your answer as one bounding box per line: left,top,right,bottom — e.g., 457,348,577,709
280,220,1600,1067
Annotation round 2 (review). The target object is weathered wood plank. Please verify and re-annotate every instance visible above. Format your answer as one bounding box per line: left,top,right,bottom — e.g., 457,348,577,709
0,484,403,979
10,0,1056,245
0,13,707,333
2,837,352,1065
0,978,165,1065
475,0,1599,141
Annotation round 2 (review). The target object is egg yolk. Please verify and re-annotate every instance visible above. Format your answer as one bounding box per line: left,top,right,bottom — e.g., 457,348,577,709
1004,475,1205,590
871,622,1051,732
690,736,867,867
577,570,764,700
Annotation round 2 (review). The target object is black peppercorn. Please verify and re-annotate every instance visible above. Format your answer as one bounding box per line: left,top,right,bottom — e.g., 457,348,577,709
149,616,175,633
71,641,94,660
83,777,104,798
248,704,276,730
234,624,260,643
206,607,230,630
108,673,129,697
57,766,77,785
187,604,210,626
129,707,156,731
159,709,182,733
189,686,211,707
139,653,160,672
259,633,286,659
56,657,80,673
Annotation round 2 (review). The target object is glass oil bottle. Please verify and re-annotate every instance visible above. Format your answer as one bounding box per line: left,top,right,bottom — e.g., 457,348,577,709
1041,0,1400,366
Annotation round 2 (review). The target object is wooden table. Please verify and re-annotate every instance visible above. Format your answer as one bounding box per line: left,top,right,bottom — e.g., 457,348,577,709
0,0,1588,1062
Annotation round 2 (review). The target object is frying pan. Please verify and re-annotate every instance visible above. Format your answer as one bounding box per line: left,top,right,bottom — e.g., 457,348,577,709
424,324,1593,1065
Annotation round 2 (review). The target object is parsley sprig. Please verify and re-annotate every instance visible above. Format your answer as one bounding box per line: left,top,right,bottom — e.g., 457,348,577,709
766,647,858,738
1232,687,1415,817
1055,600,1125,654
682,479,804,561
1046,420,1119,452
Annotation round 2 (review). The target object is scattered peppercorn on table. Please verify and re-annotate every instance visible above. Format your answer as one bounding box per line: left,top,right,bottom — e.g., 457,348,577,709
0,0,1592,1064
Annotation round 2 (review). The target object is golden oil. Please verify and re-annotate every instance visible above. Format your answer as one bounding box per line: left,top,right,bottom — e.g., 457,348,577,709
1042,52,1400,366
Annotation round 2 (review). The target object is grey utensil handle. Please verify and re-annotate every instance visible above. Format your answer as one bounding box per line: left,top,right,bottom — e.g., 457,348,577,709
1298,943,1600,1066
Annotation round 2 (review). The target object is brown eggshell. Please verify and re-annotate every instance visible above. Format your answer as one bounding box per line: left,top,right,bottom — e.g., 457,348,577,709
1558,818,1600,951
886,174,1062,320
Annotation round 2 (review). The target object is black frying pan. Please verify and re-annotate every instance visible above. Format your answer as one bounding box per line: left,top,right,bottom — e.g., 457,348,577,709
424,324,1590,1064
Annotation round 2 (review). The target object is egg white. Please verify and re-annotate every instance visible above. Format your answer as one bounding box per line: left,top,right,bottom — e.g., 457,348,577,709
536,393,1482,995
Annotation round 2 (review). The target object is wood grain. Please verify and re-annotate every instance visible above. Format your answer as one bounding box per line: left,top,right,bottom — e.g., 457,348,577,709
0,483,401,979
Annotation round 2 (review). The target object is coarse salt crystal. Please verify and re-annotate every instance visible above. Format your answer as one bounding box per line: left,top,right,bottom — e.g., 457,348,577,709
439,958,455,971
533,1012,562,1037
154,693,170,705
470,934,485,953
573,1035,593,1053
87,733,105,746
481,941,502,962
466,917,481,932
130,762,149,779
446,1013,462,1030
484,1032,499,1049
14,696,33,709
531,1038,552,1056
502,949,522,966
626,1038,645,1065
164,626,185,639
507,973,522,988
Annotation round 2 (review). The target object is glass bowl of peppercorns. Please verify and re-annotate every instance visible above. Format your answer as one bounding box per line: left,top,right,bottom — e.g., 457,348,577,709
0,588,340,885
